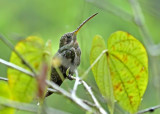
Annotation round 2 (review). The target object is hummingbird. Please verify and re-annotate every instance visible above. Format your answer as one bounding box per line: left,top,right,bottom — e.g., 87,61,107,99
46,13,98,97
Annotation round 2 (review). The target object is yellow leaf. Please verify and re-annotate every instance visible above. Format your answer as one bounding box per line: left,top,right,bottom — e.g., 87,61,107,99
8,36,51,102
107,31,148,113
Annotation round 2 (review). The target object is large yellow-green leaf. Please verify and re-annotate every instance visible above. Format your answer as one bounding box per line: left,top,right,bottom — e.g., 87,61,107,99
0,81,14,114
90,31,148,113
90,35,114,114
107,31,148,113
7,36,49,102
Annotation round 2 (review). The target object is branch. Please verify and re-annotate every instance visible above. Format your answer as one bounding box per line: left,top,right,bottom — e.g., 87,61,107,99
46,80,93,112
70,70,108,114
0,76,60,95
81,80,107,114
0,76,59,95
0,34,37,74
71,70,80,96
47,88,59,93
0,58,34,77
0,77,8,81
137,105,160,114
82,99,96,108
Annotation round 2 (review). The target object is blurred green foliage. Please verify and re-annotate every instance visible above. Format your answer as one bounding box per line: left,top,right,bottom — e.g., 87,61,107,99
0,0,160,114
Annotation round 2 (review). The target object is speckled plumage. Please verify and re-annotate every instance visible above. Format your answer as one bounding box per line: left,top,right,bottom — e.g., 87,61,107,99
46,13,97,97
46,32,81,97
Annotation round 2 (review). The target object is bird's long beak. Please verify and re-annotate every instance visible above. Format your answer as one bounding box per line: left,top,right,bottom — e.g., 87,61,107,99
73,13,98,39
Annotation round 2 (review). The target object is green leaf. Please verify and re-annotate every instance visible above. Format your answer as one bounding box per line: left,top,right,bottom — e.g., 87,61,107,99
107,31,148,113
90,31,148,113
0,81,15,114
7,36,50,102
90,35,114,114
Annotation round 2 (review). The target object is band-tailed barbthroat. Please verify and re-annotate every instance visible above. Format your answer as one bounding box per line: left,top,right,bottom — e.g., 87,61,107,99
46,13,98,96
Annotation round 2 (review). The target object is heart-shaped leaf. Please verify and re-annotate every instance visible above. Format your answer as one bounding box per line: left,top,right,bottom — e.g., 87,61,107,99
90,35,114,114
90,31,148,113
8,36,51,102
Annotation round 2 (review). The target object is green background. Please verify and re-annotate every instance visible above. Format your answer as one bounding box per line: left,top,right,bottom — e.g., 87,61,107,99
0,0,160,114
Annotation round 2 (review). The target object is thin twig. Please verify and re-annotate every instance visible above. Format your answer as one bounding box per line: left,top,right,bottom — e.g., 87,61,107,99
74,71,108,114
0,58,34,77
0,34,37,74
0,77,8,81
81,80,107,114
83,100,96,108
46,80,92,112
47,88,59,93
137,105,160,114
72,70,80,96
81,49,108,79
0,76,59,94
0,74,59,95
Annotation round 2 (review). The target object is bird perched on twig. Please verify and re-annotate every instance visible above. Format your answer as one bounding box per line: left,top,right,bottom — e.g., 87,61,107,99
46,13,98,97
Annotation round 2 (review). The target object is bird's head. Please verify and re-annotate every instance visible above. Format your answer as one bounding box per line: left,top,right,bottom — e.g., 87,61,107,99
59,13,98,48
